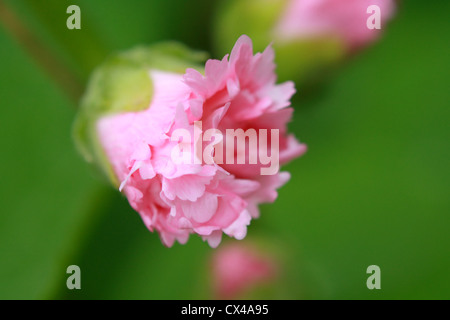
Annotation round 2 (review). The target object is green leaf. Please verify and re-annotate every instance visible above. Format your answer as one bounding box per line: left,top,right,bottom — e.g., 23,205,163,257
0,26,103,299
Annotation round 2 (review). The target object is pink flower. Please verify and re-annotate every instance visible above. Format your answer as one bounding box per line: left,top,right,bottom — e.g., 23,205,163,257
97,35,306,247
275,0,396,50
211,243,278,299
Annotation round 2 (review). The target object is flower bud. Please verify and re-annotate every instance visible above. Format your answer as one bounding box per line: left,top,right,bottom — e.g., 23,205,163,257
214,0,396,83
211,242,278,299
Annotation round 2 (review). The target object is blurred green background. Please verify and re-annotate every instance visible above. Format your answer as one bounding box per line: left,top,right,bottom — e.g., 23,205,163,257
0,0,448,299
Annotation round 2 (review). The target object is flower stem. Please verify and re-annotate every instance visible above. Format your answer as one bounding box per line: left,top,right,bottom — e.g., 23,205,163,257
0,0,83,103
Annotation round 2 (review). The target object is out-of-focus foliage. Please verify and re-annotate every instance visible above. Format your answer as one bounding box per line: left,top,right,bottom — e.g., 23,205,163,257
0,0,448,299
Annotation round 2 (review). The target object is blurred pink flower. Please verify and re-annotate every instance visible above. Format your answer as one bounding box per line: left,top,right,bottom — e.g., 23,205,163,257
275,0,396,50
211,243,278,299
97,35,306,247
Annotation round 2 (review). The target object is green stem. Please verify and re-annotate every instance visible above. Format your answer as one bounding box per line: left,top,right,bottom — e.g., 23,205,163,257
0,0,83,103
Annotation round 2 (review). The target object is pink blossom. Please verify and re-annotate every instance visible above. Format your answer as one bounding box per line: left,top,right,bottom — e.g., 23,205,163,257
275,0,396,50
211,243,278,299
97,35,306,247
